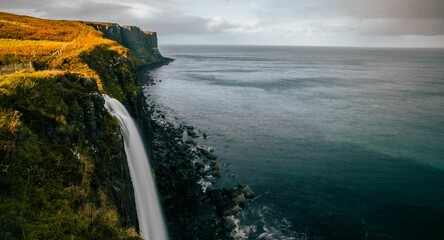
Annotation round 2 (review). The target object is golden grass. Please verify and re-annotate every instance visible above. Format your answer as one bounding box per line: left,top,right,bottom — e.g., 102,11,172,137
0,39,65,58
0,19,34,28
0,12,82,41
0,70,65,94
0,12,131,92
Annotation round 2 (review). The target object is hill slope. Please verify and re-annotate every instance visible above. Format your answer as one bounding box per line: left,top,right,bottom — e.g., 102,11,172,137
0,12,166,239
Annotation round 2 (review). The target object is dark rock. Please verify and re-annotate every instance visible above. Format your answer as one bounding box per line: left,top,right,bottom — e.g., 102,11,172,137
174,128,183,136
139,69,247,239
212,169,221,177
211,164,220,171
238,183,246,189
232,193,246,204
223,205,241,216
187,129,197,136
243,188,255,199
206,153,217,160
195,204,217,222
224,217,237,230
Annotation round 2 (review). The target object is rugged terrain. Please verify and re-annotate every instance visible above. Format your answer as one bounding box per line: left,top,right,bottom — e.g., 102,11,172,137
0,12,252,239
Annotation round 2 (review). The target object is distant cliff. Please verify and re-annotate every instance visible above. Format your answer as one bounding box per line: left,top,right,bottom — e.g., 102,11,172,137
86,22,164,65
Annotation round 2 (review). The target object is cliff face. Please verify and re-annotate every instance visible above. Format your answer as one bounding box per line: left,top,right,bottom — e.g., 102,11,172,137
0,13,147,238
87,22,163,65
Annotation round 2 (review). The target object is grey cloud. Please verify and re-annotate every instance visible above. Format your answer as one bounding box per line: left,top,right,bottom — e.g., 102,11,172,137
3,0,444,38
137,15,223,35
336,0,444,19
0,0,243,35
36,2,133,21
335,0,444,36
255,0,444,36
358,18,444,36
0,0,52,9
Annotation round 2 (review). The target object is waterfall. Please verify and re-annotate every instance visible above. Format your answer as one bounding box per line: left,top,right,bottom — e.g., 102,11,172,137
103,94,168,240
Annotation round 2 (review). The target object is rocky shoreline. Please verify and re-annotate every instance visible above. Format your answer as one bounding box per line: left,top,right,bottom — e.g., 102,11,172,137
137,68,255,239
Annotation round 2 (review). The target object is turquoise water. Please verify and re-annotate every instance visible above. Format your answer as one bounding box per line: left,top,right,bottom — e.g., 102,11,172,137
146,45,444,239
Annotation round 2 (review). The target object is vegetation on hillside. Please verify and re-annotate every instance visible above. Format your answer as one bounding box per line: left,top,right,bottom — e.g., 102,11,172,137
0,12,132,92
0,12,148,239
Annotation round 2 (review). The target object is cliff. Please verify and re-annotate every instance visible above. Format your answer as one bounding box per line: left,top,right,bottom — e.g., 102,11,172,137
0,12,146,239
0,12,241,240
86,22,164,65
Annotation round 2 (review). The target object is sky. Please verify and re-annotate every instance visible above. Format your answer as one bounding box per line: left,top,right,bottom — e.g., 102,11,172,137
1,0,444,48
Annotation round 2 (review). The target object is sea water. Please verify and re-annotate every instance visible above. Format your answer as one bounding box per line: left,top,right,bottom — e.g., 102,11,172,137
145,45,444,239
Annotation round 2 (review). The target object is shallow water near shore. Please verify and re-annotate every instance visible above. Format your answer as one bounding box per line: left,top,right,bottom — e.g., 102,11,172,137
144,45,444,239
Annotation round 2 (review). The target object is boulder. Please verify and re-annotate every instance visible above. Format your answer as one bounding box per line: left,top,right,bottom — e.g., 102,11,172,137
223,205,241,216
232,193,246,204
174,128,183,136
187,129,196,136
212,169,221,177
206,153,217,160
224,216,237,230
243,188,255,199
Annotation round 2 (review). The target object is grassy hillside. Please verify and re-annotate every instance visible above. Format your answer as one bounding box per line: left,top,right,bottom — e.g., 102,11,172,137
0,12,132,92
0,12,147,239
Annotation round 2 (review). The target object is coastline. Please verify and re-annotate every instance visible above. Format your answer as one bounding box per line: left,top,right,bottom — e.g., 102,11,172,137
137,67,255,239
0,12,257,239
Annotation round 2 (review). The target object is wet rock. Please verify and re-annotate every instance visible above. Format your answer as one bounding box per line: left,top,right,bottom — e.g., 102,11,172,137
243,188,255,199
187,129,197,136
223,205,241,216
238,183,246,189
224,216,237,230
212,169,221,177
211,164,220,171
197,145,215,155
174,128,183,136
141,76,250,238
232,193,246,204
206,153,217,160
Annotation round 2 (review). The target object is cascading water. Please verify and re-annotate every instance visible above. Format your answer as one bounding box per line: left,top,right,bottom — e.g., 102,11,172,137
103,94,168,240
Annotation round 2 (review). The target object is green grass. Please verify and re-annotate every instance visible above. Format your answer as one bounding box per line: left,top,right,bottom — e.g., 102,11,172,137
0,12,145,239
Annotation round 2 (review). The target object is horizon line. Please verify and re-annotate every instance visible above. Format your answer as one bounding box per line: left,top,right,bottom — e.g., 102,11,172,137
158,43,444,50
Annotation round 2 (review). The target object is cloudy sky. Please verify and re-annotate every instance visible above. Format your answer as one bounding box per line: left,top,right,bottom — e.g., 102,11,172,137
2,0,444,48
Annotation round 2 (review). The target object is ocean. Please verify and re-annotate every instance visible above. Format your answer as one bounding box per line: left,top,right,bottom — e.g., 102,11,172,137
144,45,444,240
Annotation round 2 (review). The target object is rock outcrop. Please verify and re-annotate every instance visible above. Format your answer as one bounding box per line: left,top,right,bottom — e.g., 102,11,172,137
86,22,164,65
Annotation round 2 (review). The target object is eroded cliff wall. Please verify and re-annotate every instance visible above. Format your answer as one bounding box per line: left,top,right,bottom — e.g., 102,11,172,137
86,22,163,65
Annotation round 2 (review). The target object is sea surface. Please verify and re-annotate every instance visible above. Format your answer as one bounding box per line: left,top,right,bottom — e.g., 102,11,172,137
144,45,444,240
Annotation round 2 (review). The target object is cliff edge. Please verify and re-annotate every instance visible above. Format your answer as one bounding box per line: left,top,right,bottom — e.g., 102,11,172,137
86,22,165,66
0,12,149,239
0,12,241,240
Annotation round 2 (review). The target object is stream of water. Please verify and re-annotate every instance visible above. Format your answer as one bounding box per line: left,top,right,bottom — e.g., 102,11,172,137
104,94,168,240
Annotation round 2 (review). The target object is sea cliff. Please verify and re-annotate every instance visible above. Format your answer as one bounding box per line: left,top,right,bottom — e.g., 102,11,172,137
85,22,164,65
0,12,149,239
0,12,251,240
